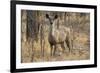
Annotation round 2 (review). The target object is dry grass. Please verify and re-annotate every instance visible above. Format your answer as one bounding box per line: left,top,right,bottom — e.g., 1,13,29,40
21,32,90,63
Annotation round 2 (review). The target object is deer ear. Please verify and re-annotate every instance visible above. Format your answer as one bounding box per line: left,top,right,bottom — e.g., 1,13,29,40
46,14,49,18
55,15,58,19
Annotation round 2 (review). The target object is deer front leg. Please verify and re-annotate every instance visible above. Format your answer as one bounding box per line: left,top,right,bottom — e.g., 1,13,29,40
50,44,53,57
53,45,57,56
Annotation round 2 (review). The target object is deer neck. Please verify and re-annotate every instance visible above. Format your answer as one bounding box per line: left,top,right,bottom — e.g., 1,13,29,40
51,22,57,36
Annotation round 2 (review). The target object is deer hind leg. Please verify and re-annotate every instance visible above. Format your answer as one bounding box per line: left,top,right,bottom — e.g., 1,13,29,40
61,41,67,53
66,38,72,54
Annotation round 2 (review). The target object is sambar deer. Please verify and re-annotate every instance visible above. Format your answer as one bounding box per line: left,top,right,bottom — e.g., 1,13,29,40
46,14,73,56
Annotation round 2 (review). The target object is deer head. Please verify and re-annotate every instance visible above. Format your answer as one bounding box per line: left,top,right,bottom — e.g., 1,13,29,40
46,14,58,26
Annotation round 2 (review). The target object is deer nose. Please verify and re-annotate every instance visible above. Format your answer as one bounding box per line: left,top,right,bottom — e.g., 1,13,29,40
50,22,53,24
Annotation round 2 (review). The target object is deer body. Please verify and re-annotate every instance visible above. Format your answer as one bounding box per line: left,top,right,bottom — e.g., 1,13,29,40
49,26,70,44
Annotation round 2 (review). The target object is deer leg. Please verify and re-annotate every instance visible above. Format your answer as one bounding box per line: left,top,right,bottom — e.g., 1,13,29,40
67,38,73,54
66,39,71,54
53,45,57,56
61,42,67,53
50,44,53,57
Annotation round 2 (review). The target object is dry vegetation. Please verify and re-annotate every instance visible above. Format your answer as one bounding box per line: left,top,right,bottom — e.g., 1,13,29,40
21,10,90,63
